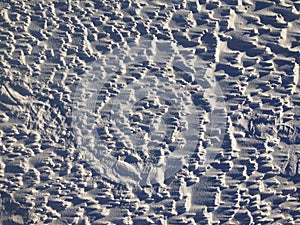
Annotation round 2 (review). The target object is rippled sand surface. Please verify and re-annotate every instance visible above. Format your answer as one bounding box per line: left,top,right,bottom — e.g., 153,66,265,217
0,0,300,224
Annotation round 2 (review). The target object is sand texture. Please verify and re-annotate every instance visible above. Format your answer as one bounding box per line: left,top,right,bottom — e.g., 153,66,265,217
0,0,300,224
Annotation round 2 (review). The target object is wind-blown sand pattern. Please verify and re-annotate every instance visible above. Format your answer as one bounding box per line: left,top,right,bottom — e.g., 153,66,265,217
0,0,300,224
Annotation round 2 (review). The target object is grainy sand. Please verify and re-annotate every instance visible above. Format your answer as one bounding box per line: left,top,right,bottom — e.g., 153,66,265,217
0,0,300,224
